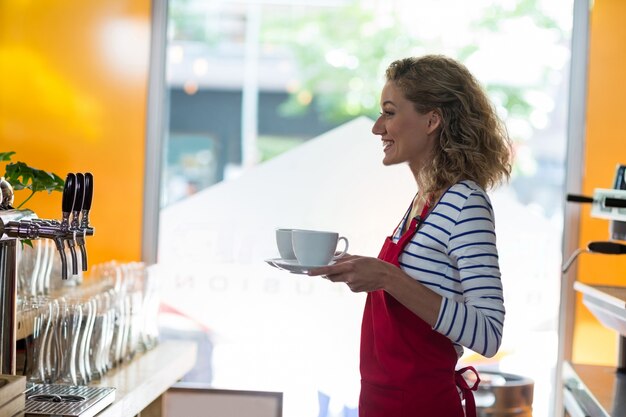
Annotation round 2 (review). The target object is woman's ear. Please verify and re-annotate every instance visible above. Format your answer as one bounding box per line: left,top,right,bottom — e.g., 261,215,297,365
426,111,442,134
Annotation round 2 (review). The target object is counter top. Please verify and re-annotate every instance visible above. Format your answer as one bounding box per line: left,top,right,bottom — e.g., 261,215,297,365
574,282,626,308
92,340,197,417
567,282,626,417
565,362,626,417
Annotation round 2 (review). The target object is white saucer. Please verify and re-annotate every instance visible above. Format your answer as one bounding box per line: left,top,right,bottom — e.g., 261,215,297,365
265,258,334,275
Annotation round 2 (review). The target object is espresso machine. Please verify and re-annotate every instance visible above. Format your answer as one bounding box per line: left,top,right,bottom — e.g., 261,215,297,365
561,164,626,417
564,164,626,269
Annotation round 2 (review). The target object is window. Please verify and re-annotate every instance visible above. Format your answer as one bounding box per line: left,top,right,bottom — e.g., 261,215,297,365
154,2,573,416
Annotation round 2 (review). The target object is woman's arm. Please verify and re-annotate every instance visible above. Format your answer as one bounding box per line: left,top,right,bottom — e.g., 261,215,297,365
381,268,444,326
433,190,505,358
308,189,505,358
308,255,444,326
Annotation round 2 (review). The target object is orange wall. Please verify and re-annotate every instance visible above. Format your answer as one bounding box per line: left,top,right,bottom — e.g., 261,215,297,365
0,1,151,267
573,0,626,365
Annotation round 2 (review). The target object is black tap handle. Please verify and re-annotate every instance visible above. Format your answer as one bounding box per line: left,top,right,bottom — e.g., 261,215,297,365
83,173,93,211
566,193,626,208
605,197,626,208
566,194,593,204
588,241,626,254
62,173,77,214
74,173,85,213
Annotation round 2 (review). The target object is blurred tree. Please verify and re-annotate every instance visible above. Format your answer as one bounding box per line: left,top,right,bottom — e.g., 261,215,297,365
260,0,566,131
169,0,214,44
261,3,411,123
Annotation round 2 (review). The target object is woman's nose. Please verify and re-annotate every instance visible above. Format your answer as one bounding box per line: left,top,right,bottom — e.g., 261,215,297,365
372,117,385,135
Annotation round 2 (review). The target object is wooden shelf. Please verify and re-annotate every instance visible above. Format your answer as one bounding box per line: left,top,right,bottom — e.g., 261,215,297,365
16,310,33,341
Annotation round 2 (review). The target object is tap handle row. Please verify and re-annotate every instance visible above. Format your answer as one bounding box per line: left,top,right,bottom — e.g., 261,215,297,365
60,172,94,278
63,172,93,221
3,172,94,280
62,172,94,227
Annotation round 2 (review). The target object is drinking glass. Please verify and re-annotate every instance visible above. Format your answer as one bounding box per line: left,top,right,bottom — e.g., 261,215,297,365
22,297,45,382
77,296,96,384
56,298,84,385
141,264,161,351
88,291,114,380
17,240,55,297
38,299,61,383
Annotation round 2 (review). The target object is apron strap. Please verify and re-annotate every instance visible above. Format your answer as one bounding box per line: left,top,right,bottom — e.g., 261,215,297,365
455,366,480,417
395,200,431,248
418,199,431,219
392,199,415,238
392,194,432,238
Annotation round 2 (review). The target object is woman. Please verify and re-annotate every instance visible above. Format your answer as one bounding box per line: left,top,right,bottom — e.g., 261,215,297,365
308,55,512,417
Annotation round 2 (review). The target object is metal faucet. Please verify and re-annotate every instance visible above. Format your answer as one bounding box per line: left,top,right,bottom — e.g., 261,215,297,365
71,173,94,273
0,173,95,374
72,173,87,272
62,173,79,276
2,173,95,279
79,173,94,271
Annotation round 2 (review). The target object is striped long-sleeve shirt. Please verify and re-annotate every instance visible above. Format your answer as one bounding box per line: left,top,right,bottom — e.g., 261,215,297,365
393,180,505,358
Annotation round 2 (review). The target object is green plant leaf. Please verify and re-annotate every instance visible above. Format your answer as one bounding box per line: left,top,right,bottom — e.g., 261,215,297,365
0,151,15,162
4,162,64,193
1,152,64,215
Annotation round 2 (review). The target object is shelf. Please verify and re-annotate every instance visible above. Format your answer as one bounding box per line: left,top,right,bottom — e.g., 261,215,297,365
91,340,197,417
16,310,33,341
574,282,626,336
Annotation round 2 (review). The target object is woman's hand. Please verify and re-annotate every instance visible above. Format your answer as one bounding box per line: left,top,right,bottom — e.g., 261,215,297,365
310,254,443,325
307,255,399,293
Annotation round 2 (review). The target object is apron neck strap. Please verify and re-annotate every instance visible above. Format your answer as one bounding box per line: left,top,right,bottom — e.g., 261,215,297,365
392,193,432,238
418,198,431,219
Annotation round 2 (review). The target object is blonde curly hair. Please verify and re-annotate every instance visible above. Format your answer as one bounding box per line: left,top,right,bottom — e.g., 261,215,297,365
386,55,513,193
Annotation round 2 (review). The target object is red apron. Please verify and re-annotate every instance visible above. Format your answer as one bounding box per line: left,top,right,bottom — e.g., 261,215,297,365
359,202,480,417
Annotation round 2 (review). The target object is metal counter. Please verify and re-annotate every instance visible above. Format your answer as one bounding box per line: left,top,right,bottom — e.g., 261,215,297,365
563,362,626,417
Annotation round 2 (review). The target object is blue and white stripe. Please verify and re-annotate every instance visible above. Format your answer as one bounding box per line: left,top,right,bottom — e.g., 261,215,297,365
393,180,505,358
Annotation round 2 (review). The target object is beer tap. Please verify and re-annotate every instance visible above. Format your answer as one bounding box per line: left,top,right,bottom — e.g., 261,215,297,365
7,173,77,279
72,173,88,272
58,173,77,279
64,173,84,276
78,172,94,271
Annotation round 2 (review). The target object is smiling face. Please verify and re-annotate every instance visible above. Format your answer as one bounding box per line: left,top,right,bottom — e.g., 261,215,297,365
372,81,440,174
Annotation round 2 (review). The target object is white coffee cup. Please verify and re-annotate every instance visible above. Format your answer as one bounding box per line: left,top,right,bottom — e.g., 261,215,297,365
292,229,349,266
275,228,297,260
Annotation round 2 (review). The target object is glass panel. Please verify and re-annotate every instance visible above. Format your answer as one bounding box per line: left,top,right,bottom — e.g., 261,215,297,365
163,133,219,206
157,1,574,417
